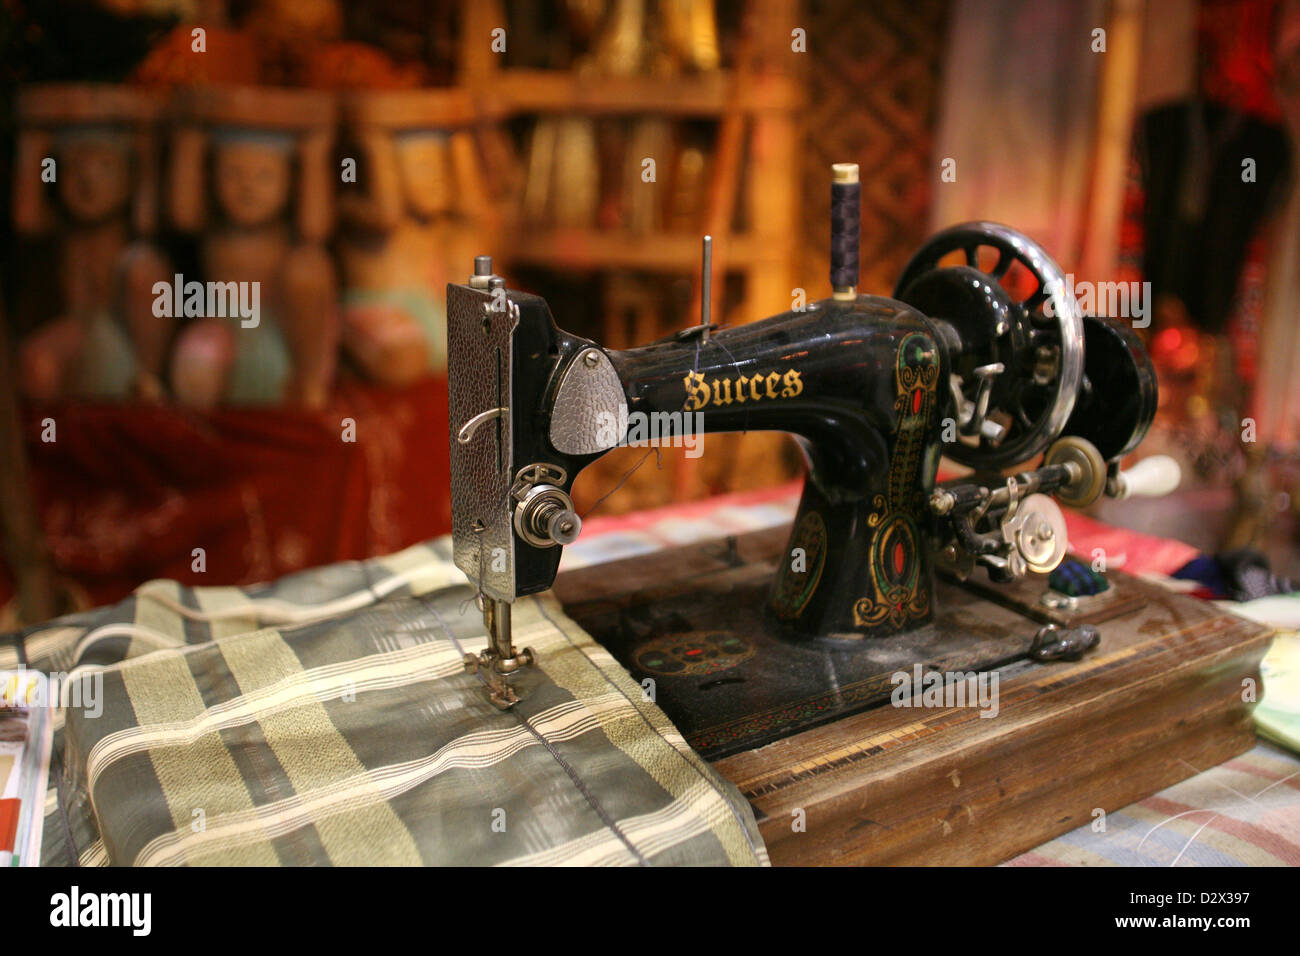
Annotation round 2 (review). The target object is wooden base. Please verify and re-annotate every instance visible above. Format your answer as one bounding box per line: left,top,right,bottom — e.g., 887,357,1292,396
556,527,1273,866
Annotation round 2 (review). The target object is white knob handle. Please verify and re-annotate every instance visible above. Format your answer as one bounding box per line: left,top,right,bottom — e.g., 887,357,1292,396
1116,455,1181,499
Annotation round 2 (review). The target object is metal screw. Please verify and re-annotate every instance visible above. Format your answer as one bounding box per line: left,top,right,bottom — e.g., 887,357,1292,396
583,349,600,367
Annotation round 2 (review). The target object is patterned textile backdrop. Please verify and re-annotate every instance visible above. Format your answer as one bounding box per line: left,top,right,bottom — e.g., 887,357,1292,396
798,0,953,295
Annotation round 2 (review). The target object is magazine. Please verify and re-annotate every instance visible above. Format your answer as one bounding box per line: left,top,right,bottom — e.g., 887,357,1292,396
0,671,53,867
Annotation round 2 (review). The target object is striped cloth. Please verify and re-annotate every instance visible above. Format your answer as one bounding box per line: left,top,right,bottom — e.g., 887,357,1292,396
2,540,767,866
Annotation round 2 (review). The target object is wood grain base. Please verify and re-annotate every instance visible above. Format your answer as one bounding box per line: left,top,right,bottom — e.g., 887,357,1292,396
715,608,1265,865
557,527,1273,866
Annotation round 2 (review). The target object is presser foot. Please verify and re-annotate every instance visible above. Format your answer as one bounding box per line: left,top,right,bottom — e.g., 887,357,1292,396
463,646,535,710
463,596,536,708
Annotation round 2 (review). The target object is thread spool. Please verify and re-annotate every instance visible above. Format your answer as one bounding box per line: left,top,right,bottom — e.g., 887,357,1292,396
830,163,860,301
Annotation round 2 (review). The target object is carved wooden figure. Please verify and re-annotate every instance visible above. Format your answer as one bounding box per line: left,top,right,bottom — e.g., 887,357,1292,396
12,85,170,401
167,87,338,408
336,90,492,386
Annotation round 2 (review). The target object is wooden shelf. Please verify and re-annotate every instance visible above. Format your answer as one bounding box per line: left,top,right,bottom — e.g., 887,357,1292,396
456,0,804,506
504,229,778,272
478,68,801,118
340,88,479,128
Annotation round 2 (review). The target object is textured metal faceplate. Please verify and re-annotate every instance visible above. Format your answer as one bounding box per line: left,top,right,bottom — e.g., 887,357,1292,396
447,283,517,601
549,349,627,456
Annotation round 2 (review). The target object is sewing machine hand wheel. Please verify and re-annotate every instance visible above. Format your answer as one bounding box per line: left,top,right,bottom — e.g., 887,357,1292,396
894,222,1084,471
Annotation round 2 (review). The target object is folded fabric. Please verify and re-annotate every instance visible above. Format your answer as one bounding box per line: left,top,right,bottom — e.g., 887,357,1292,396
1,540,767,866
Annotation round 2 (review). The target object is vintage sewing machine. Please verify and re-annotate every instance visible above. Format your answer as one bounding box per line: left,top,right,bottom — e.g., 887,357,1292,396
447,164,1271,864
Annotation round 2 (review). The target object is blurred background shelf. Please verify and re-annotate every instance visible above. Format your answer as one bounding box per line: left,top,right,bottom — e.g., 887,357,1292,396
453,0,807,509
2,0,1295,623
504,230,769,270
479,68,801,117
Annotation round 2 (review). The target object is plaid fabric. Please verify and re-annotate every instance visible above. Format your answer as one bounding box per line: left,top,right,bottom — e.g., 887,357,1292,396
1,540,767,866
1007,741,1300,866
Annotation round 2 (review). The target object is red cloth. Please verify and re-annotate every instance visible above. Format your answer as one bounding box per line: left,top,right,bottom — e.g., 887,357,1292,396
1057,509,1200,578
1198,0,1285,123
3,377,451,608
3,392,1199,611
584,478,1201,579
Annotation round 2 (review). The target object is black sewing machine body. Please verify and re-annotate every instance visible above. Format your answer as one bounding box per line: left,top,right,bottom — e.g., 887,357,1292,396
449,281,955,640
442,173,1275,864
447,179,1166,726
